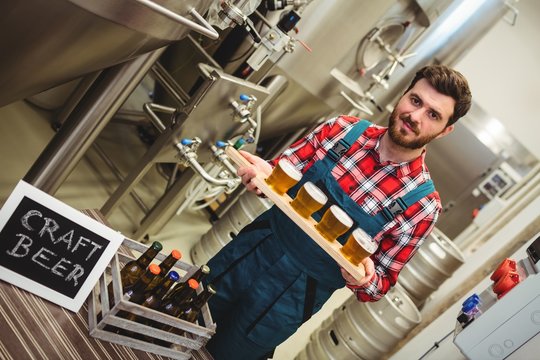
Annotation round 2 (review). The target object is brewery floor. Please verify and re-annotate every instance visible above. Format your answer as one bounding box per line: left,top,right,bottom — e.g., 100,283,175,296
0,88,464,359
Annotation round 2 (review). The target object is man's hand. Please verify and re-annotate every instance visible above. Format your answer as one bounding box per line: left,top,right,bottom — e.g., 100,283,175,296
340,257,375,286
237,150,273,196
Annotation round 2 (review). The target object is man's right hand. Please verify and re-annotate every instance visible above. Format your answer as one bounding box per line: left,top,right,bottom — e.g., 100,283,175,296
237,150,273,196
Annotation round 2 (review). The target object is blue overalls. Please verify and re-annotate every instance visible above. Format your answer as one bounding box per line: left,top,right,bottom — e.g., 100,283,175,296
205,120,435,359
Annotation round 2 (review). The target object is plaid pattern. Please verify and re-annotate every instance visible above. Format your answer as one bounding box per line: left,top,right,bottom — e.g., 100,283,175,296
270,116,441,301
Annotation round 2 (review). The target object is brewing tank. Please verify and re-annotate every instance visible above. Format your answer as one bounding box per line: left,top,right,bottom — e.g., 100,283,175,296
0,0,214,107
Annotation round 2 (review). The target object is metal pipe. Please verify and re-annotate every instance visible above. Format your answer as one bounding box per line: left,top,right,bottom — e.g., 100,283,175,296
24,47,167,194
90,142,149,213
142,102,176,132
150,62,189,105
176,143,239,190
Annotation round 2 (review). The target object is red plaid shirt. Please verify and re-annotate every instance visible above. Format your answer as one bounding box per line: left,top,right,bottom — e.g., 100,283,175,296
270,115,441,301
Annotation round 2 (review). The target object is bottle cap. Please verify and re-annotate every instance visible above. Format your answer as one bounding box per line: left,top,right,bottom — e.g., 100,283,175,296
207,284,217,295
171,249,182,260
201,264,211,275
188,279,199,289
168,271,180,282
151,241,163,251
149,264,161,275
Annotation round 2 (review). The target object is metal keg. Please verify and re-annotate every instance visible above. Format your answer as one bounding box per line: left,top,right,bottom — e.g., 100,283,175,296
297,286,421,360
399,228,465,307
191,191,272,264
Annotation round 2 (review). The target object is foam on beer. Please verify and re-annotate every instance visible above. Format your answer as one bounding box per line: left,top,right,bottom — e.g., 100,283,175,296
351,228,377,254
278,159,302,181
303,182,327,205
329,205,353,228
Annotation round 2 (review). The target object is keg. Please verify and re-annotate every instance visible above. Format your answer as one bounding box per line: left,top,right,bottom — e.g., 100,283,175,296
297,286,421,360
399,228,465,307
191,191,272,264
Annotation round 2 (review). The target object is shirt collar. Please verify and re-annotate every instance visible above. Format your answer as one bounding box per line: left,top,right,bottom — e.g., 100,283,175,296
363,126,425,177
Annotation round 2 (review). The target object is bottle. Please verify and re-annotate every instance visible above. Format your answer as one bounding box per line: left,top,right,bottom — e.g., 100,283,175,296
164,265,210,301
160,279,199,318
125,264,161,304
106,241,163,307
145,249,182,292
180,284,217,323
139,271,180,308
120,241,163,290
123,271,180,325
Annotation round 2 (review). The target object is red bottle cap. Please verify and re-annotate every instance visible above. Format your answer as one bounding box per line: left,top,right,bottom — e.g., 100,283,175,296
171,249,182,260
149,264,161,275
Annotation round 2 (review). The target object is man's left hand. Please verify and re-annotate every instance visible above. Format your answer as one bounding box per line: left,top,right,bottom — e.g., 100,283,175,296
340,257,375,286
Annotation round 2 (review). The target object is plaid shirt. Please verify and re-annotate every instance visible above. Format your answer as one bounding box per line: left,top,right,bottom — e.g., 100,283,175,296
270,115,441,302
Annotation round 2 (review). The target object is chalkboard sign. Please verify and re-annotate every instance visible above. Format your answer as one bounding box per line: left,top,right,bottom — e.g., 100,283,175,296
0,181,123,312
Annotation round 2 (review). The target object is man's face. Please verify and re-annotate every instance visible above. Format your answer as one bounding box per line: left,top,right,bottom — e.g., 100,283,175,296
388,78,456,149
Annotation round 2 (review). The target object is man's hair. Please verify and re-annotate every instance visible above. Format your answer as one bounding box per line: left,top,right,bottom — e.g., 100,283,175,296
404,65,472,126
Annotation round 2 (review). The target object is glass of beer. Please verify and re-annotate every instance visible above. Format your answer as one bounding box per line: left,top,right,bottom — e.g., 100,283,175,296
339,228,377,266
315,205,353,242
265,158,302,195
290,181,328,218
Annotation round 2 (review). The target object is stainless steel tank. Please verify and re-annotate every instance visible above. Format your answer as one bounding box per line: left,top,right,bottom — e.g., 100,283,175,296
0,0,215,107
296,286,421,360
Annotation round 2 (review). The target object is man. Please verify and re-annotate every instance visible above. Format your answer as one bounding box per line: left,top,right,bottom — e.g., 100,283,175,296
204,65,472,359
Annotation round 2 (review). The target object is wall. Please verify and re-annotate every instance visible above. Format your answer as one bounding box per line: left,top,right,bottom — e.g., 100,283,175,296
454,0,540,160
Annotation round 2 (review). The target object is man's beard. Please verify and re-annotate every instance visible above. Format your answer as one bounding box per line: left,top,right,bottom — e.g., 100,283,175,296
388,110,441,150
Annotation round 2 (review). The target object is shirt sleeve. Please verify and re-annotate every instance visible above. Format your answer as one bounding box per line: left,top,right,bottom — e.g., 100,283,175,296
346,195,440,302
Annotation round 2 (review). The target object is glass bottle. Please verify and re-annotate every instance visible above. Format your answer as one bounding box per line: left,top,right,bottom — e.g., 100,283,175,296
164,264,210,301
120,241,163,290
146,249,182,292
140,271,180,308
180,284,217,323
125,263,161,304
123,271,180,326
160,279,199,318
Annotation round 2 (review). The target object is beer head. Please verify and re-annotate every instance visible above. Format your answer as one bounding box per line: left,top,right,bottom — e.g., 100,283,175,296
351,228,377,255
303,182,327,206
339,227,377,265
277,159,302,181
290,181,328,218
266,158,302,195
329,205,353,228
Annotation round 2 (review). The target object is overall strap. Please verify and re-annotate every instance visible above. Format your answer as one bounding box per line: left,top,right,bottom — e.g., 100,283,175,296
326,119,371,162
377,180,435,223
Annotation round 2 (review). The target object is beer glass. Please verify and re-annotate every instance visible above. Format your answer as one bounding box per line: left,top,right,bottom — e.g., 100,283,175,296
315,205,353,242
290,181,328,218
265,158,302,195
339,228,377,266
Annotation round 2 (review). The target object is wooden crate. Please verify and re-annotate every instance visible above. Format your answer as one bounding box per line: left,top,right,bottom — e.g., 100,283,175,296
87,238,216,360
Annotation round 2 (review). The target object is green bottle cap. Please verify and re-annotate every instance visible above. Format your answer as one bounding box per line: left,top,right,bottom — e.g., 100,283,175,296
151,241,163,251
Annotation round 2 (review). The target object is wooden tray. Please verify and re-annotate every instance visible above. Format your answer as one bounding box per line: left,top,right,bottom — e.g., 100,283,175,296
225,147,365,279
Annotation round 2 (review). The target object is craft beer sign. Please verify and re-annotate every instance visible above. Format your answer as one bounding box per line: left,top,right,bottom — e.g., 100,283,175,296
0,181,123,312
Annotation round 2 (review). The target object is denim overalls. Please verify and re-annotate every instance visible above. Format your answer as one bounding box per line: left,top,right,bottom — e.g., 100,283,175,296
205,120,435,359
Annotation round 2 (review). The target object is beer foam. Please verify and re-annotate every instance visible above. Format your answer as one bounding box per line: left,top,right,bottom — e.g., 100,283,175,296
278,159,302,180
329,205,353,227
352,228,377,253
304,182,327,204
